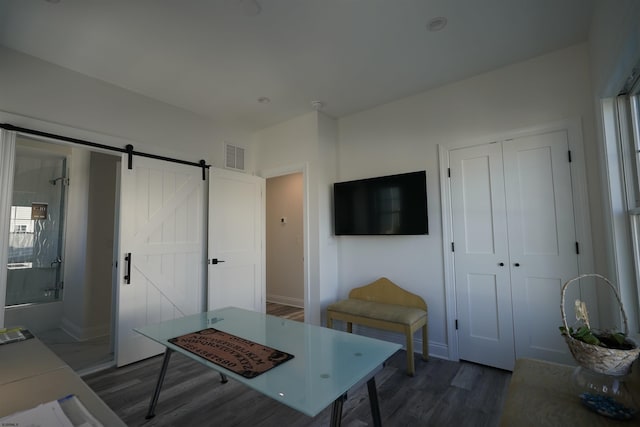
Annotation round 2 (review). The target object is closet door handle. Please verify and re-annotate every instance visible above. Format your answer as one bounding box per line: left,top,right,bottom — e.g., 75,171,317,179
514,263,520,267
498,262,504,267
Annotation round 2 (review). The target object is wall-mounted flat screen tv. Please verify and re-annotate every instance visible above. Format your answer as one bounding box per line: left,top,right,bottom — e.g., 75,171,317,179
333,170,428,235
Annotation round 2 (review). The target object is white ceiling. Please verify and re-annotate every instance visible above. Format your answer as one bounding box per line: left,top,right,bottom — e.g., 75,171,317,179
0,0,595,134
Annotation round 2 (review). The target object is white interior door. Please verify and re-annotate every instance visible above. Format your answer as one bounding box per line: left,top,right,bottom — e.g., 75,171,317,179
116,156,206,367
450,143,515,370
451,130,582,370
208,167,264,312
504,131,579,365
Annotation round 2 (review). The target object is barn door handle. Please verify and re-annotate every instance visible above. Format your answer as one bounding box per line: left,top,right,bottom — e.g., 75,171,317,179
210,258,225,265
124,253,132,284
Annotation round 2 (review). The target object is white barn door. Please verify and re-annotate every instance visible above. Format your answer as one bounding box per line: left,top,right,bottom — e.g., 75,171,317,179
208,167,264,312
116,156,206,367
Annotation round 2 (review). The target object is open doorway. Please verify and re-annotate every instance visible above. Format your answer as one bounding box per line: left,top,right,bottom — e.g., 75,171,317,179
265,172,304,321
3,135,120,374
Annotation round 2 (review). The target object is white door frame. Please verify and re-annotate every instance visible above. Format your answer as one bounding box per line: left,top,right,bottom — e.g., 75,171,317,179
261,163,310,323
438,118,595,362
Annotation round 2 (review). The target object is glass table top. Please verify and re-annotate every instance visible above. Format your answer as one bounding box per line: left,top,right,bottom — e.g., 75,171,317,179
135,307,401,417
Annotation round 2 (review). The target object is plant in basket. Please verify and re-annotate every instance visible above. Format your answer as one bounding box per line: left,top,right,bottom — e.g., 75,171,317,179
559,274,640,420
559,300,635,352
560,274,640,376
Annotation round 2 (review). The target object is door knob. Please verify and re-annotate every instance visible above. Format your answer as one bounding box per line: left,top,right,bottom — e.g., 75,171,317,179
498,262,504,266
514,263,520,267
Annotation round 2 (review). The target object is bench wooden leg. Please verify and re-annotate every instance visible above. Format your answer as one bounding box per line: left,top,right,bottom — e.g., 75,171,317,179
422,324,429,361
405,327,415,376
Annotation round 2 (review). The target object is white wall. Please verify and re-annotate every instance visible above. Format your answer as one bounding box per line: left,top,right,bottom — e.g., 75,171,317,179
266,173,304,307
84,152,119,338
253,111,339,324
337,44,598,358
317,113,339,318
0,45,240,167
589,1,640,98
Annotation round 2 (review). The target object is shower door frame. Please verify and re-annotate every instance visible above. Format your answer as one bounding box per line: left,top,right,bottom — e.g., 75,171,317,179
5,143,69,307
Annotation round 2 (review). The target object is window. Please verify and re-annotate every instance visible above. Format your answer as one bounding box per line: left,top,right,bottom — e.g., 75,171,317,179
630,94,640,211
8,205,35,268
618,73,640,325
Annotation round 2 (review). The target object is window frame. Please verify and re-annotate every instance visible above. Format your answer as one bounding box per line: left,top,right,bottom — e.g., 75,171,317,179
617,77,640,329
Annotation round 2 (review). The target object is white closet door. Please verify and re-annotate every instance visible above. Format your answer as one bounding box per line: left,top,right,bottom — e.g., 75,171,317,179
116,156,206,367
450,143,515,370
504,130,578,365
208,167,264,312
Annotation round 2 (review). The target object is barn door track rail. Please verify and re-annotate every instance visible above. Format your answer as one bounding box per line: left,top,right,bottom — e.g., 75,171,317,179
0,123,210,180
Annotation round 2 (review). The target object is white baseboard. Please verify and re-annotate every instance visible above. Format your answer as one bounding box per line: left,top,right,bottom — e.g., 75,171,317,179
61,318,110,341
266,294,304,308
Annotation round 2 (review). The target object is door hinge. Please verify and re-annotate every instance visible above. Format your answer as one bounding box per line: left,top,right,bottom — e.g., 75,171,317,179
575,241,580,255
448,168,451,178
451,242,455,252
455,319,458,330
568,150,572,163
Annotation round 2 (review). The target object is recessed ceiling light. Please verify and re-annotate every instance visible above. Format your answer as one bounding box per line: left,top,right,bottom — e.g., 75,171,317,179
427,16,447,32
257,96,271,104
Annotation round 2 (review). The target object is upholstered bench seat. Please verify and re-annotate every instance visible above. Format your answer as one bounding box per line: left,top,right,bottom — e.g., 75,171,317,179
326,277,428,376
327,299,426,326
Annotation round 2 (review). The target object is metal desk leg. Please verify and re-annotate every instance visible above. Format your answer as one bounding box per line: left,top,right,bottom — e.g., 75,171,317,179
145,348,174,419
330,393,347,427
367,376,382,427
220,373,228,383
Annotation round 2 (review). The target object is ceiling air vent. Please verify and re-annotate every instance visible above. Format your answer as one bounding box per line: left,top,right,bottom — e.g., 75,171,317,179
225,143,245,171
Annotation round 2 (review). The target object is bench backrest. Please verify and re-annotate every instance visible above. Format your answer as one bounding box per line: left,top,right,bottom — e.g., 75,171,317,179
348,277,427,311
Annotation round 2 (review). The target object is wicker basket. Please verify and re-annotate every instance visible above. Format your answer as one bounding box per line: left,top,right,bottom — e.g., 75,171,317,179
561,274,640,376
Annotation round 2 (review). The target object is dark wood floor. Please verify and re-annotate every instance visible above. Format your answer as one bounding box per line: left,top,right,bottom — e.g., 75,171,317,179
266,302,304,322
85,349,511,426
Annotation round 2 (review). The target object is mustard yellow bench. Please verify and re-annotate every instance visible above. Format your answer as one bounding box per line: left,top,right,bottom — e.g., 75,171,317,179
326,277,428,376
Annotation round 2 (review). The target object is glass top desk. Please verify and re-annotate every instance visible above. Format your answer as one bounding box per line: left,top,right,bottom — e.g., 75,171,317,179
135,307,401,426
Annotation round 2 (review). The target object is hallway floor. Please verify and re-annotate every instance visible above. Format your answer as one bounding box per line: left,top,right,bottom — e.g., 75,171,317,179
266,302,304,322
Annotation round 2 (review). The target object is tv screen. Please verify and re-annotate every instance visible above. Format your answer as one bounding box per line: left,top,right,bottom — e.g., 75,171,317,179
333,171,428,235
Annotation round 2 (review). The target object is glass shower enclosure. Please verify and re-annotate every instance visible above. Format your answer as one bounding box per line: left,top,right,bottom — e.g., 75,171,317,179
6,145,67,306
